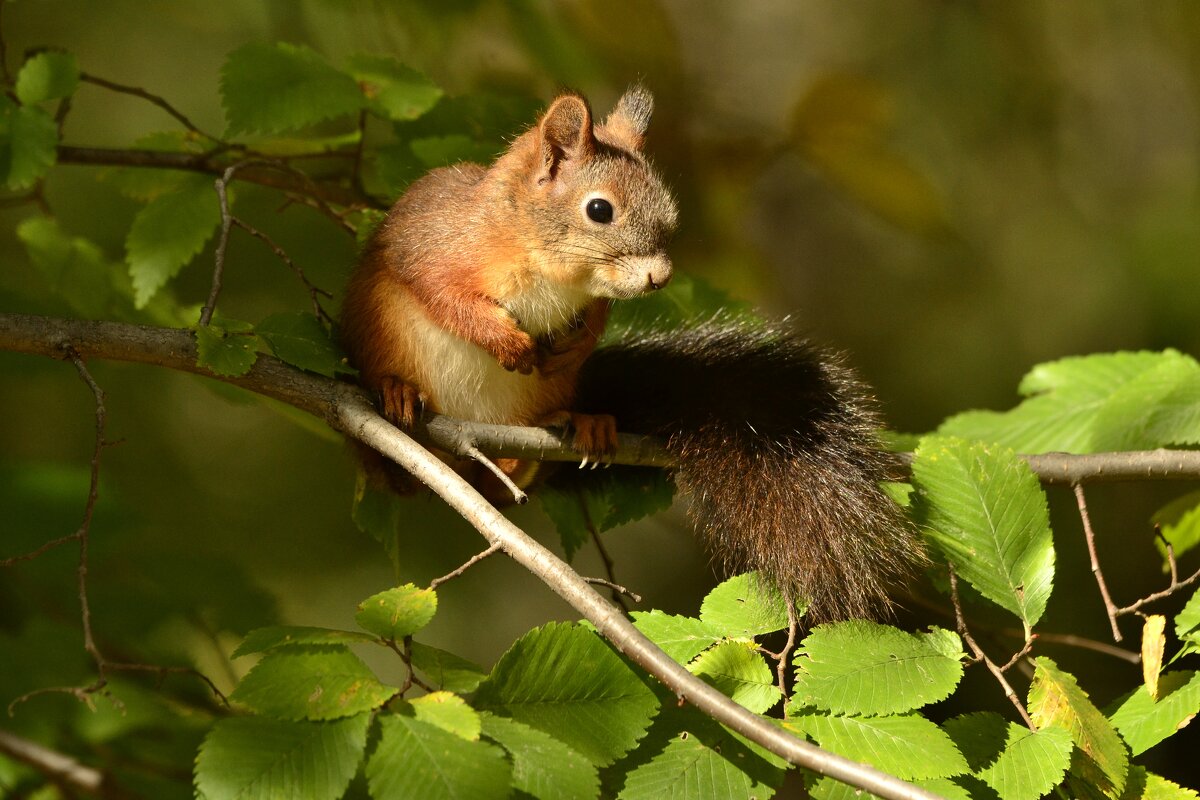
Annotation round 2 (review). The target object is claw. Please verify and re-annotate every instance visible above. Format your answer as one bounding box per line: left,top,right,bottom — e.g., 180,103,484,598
579,455,589,469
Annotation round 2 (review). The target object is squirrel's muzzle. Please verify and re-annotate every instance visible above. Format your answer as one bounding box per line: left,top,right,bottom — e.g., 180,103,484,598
630,253,673,293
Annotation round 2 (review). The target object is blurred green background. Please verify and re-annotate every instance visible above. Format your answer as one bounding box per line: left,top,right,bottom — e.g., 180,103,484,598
2,0,1199,788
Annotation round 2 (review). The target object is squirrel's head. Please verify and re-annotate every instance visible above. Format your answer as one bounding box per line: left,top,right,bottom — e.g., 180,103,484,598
501,86,678,300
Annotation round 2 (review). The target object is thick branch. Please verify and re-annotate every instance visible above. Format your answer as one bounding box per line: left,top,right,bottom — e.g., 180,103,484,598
0,312,940,800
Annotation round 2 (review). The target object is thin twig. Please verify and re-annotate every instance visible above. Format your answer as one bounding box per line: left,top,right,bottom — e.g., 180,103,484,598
79,72,221,141
388,637,434,694
229,218,334,323
1156,525,1179,587
0,729,130,799
1074,484,1124,642
768,601,800,698
1005,630,1141,665
948,564,1036,730
1115,565,1200,618
464,445,528,505
581,577,642,603
581,497,632,613
429,543,501,590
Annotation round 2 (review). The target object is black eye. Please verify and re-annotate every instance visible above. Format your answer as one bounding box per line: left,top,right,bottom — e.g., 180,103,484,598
585,197,614,224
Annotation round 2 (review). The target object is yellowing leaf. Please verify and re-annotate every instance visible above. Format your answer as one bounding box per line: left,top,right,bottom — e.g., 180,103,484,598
1142,615,1167,700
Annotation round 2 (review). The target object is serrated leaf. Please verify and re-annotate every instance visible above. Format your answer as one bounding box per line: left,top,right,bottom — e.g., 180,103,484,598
1177,588,1200,643
231,645,396,720
1123,767,1200,800
616,731,778,800
409,642,487,694
1091,355,1200,450
195,713,370,800
539,467,674,561
1028,657,1128,798
481,714,599,800
257,311,354,377
16,51,79,104
127,174,221,307
791,621,964,716
194,323,260,377
942,714,1072,800
410,692,481,741
355,583,437,640
912,436,1055,634
474,622,658,765
699,573,791,638
1155,492,1200,566
689,641,779,714
346,54,443,121
787,712,968,780
232,625,377,658
17,216,133,319
221,42,364,135
630,611,724,664
0,102,58,189
1143,616,1167,699
366,715,510,800
938,351,1193,454
1108,670,1200,756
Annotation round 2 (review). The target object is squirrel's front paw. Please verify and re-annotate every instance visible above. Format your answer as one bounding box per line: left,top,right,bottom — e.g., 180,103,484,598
379,376,427,428
496,333,538,375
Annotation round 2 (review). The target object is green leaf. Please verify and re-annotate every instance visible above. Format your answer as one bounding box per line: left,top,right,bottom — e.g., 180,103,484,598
256,312,355,377
355,583,437,640
787,712,968,781
602,273,758,342
16,51,79,104
195,713,370,800
409,134,501,168
366,714,511,800
1090,355,1200,450
221,42,364,135
1177,588,1200,645
0,102,58,189
539,467,675,560
943,713,1072,800
194,322,260,377
912,436,1055,633
352,467,404,569
346,54,442,121
791,622,964,716
1154,492,1200,566
474,622,658,765
1122,767,1200,800
409,642,487,694
230,645,396,721
17,216,134,319
807,776,974,800
689,641,779,714
616,731,779,800
127,174,221,307
1028,657,1128,798
232,625,377,658
409,692,482,741
630,611,724,664
938,351,1192,454
699,573,792,638
1108,670,1200,756
481,714,599,800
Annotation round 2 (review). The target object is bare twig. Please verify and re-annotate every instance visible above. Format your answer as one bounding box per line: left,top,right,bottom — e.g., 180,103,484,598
464,445,528,505
429,543,501,590
0,313,944,800
199,163,243,326
1156,525,1179,587
230,218,334,323
948,564,1036,730
1074,484,1125,642
79,72,221,142
387,637,434,694
1007,630,1141,665
1115,565,1200,618
0,729,135,799
762,601,800,698
580,496,632,613
581,577,642,603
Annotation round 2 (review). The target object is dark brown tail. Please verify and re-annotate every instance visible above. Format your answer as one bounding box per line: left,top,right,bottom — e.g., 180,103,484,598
570,317,924,621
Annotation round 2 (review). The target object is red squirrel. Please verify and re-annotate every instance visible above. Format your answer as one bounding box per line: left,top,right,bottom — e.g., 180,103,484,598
341,87,922,620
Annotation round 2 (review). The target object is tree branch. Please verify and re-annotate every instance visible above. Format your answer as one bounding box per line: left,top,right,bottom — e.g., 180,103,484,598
0,312,941,800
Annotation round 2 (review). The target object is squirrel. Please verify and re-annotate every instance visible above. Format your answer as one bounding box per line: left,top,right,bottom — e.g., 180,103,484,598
340,86,923,621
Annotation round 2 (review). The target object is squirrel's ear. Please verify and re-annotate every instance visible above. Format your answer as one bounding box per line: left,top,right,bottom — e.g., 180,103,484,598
603,85,654,150
538,93,594,179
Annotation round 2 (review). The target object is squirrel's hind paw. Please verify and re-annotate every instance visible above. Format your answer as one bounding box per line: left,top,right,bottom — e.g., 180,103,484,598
540,411,618,463
379,376,426,428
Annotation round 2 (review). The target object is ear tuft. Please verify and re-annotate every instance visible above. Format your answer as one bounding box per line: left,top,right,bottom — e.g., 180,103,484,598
539,93,594,176
603,84,654,149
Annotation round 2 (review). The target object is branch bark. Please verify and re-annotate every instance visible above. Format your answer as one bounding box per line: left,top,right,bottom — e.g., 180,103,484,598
0,312,942,800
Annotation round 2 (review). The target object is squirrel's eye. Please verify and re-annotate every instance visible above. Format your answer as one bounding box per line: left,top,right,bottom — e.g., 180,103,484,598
585,198,614,224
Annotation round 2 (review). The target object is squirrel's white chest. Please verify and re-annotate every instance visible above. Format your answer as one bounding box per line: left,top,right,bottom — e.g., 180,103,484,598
409,310,542,424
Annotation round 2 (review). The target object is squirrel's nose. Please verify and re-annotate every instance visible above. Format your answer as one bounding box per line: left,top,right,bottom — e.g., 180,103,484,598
644,255,672,291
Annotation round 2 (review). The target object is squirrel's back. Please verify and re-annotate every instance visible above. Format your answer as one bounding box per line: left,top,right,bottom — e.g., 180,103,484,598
571,317,923,621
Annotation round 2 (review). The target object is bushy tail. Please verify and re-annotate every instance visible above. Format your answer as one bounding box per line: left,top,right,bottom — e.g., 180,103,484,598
571,318,924,621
